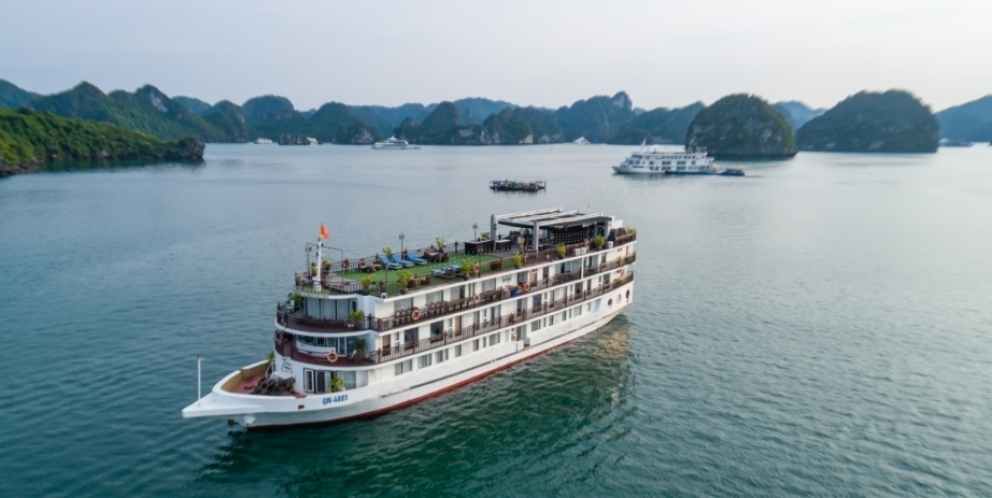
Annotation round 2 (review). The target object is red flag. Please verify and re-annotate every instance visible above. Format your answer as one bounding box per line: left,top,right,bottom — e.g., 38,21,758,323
319,224,330,241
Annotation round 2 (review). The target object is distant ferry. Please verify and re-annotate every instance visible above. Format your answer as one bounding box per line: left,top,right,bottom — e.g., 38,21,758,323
612,145,743,176
489,179,547,192
182,207,636,428
573,136,591,145
372,137,420,150
253,138,273,144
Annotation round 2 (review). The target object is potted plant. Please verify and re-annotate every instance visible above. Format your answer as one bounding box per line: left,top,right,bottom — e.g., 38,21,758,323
382,246,394,259
435,237,445,253
348,309,365,328
330,376,345,392
512,253,523,269
321,259,331,274
397,269,413,293
360,276,373,295
556,244,567,259
287,292,302,310
481,231,490,240
459,259,473,280
593,235,606,250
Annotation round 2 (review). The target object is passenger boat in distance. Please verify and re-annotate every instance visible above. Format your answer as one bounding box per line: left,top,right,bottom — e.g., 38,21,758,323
371,137,420,150
182,208,636,428
612,144,744,176
489,179,547,191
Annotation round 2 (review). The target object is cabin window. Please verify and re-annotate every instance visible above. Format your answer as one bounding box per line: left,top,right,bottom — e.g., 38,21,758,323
394,298,413,312
404,327,418,345
337,370,357,390
425,290,443,305
430,320,444,337
395,359,413,375
575,306,582,316
473,339,480,351
455,345,463,357
490,333,501,345
436,349,449,363
531,320,542,332
419,354,432,368
304,369,315,392
481,278,496,292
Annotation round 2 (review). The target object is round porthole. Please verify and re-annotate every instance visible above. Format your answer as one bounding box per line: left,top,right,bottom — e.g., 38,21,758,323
626,290,631,299
608,299,613,307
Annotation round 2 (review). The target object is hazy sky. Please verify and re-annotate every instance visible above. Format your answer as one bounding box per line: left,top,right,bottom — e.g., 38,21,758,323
2,0,990,111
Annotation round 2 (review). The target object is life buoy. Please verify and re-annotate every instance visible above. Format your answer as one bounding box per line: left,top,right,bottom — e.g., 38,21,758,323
472,294,481,305
473,263,481,274
522,282,531,292
326,351,339,363
411,308,422,321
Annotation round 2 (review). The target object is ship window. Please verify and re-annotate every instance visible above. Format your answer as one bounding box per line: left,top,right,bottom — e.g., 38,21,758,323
337,370,356,390
490,332,501,345
419,354,432,368
531,320,542,332
426,290,443,305
404,328,418,345
562,311,568,322
455,345,463,357
473,339,480,351
575,305,582,316
662,161,670,165
677,161,686,165
626,290,631,299
394,298,413,312
481,278,496,292
677,166,685,171
436,349,449,363
395,359,413,375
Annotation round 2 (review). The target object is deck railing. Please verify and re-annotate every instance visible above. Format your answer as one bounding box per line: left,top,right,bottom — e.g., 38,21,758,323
295,233,636,298
280,254,636,334
282,272,635,367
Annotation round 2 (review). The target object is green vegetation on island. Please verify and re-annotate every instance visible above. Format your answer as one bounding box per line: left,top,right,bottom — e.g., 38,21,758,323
796,90,939,153
607,103,703,145
552,92,636,142
685,94,797,157
0,108,204,176
935,95,992,143
0,80,39,109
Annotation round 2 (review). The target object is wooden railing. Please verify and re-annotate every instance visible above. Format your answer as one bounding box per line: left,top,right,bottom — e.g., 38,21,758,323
282,272,635,367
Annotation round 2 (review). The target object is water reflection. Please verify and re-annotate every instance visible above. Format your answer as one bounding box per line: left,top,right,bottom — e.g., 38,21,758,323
193,319,635,496
37,158,204,174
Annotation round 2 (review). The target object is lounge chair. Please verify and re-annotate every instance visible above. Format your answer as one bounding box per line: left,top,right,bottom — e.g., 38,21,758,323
424,246,441,262
389,254,414,267
377,255,401,270
403,251,428,265
358,261,369,272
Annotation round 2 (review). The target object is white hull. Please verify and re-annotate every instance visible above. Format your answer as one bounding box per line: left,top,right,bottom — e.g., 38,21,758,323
183,281,633,428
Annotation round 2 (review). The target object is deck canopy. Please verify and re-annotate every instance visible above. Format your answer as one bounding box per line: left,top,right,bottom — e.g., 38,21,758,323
492,207,613,252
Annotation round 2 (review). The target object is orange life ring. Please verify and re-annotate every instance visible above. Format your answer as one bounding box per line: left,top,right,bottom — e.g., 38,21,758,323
522,282,531,292
472,294,481,304
326,351,339,363
473,263,481,274
411,308,422,321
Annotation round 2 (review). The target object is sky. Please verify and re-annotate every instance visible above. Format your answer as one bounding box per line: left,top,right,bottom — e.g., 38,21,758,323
2,0,990,112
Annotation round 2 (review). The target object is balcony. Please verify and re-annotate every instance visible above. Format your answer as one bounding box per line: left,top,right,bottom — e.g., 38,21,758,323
279,272,634,367
295,233,636,298
279,254,636,334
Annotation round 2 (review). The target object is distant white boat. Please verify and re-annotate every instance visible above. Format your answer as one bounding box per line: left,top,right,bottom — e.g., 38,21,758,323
253,138,273,144
372,137,420,150
573,136,591,144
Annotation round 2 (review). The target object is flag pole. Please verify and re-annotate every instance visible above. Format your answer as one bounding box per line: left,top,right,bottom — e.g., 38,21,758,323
197,355,202,406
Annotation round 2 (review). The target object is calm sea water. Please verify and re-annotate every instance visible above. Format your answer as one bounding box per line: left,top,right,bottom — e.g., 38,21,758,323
1,144,991,497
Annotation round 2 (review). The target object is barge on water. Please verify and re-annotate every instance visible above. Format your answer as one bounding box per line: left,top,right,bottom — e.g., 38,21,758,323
183,207,636,428
489,180,547,191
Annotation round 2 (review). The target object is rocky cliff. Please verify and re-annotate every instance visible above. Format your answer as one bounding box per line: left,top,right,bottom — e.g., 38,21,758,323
685,94,797,157
796,90,938,152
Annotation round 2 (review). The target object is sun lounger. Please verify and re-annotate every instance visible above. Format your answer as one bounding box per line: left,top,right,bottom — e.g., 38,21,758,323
377,256,401,270
389,254,414,267
404,252,428,265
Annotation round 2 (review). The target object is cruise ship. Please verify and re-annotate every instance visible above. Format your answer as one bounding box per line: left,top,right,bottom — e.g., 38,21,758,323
182,208,636,428
371,137,420,150
613,146,725,174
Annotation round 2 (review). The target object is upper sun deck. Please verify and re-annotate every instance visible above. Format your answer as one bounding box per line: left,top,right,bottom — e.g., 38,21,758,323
295,207,636,299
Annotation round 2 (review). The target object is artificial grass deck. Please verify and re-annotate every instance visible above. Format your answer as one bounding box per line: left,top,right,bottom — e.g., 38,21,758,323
335,254,502,284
